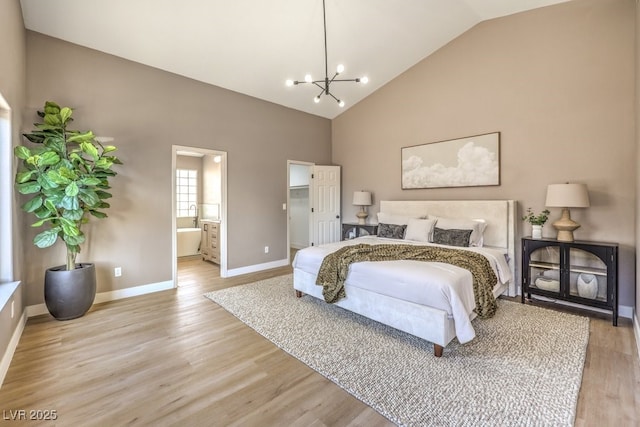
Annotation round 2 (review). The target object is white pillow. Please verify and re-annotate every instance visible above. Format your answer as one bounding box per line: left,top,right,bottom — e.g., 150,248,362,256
404,218,437,242
431,217,487,247
377,212,411,225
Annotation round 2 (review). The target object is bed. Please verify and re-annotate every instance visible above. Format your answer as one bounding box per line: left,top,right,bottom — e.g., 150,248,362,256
292,200,516,357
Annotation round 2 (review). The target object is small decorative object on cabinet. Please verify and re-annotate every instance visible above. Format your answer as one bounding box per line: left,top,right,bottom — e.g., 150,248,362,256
341,222,378,240
521,237,618,325
201,220,220,264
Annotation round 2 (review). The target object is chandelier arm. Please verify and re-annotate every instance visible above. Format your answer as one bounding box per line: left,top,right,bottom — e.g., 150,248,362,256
331,78,363,83
327,91,340,103
312,82,325,91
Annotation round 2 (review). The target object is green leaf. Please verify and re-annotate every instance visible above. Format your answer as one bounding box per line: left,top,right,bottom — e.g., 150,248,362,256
80,177,101,186
33,229,59,248
59,218,80,236
95,158,113,170
89,210,107,219
59,107,73,123
68,131,94,143
78,188,100,207
23,133,45,144
65,181,79,197
38,173,59,190
47,170,71,185
80,141,99,160
95,190,113,199
34,206,54,220
44,101,60,114
38,151,60,167
44,113,61,126
14,146,31,159
103,145,117,153
22,196,43,213
58,167,78,181
60,195,79,211
43,199,57,213
16,180,41,194
63,208,84,221
15,170,37,184
64,234,85,246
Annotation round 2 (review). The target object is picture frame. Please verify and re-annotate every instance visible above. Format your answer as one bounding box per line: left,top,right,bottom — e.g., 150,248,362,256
401,132,500,189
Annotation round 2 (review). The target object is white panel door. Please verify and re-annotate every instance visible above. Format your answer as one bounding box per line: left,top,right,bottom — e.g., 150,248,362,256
311,165,341,246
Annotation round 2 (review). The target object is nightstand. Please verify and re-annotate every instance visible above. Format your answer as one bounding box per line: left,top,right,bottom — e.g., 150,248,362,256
521,237,618,325
341,223,378,240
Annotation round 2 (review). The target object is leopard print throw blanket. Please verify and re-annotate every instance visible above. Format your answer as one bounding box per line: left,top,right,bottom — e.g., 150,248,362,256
316,243,498,318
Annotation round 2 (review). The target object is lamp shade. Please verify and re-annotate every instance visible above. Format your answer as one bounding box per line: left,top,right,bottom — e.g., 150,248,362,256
545,183,590,208
352,191,372,206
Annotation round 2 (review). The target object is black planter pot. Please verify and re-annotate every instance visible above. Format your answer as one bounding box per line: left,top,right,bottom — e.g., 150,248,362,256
44,263,96,320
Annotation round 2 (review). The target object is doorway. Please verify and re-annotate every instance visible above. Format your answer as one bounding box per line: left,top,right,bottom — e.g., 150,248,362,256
287,161,313,262
287,161,341,262
172,145,227,288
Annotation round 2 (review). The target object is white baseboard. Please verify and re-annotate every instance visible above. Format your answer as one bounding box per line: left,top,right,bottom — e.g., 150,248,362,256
226,258,290,277
26,280,175,318
0,310,27,389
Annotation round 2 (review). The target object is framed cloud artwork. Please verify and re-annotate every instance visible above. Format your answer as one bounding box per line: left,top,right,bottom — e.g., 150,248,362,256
401,132,500,189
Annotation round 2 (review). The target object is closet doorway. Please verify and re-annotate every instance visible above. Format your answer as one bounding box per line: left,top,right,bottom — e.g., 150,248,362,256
287,161,313,261
172,145,227,288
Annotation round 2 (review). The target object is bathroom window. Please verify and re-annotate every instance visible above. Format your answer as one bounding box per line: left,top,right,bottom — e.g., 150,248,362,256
176,169,198,217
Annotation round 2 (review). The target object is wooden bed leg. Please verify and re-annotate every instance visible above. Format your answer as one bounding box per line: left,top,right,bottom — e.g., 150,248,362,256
434,344,444,358
295,290,303,298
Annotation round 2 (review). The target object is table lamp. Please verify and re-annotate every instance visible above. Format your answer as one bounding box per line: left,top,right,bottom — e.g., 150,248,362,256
545,183,590,242
353,191,372,225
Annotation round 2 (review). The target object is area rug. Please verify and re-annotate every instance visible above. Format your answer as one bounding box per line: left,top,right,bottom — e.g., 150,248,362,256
204,275,589,426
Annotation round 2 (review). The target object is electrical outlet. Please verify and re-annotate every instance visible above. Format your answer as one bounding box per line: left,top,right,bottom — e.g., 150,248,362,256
282,203,287,210
264,246,269,254
114,267,122,277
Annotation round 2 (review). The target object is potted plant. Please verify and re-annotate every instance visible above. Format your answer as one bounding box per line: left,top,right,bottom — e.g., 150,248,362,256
522,207,550,239
14,101,122,320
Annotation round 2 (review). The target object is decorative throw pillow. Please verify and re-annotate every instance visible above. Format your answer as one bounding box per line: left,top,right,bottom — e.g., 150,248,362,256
431,217,487,247
404,218,437,242
432,227,473,247
377,223,407,239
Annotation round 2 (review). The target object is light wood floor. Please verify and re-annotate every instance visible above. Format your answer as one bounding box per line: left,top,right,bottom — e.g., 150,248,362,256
1,258,638,426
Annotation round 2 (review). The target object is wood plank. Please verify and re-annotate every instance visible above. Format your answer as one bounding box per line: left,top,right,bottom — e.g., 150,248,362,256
0,258,637,426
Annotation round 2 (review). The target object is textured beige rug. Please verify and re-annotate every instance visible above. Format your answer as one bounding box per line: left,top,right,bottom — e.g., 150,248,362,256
205,275,589,426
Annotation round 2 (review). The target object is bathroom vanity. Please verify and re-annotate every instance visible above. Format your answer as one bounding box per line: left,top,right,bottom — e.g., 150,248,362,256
200,220,220,264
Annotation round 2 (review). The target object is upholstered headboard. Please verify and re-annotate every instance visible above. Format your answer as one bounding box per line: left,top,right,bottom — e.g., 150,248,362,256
379,200,517,295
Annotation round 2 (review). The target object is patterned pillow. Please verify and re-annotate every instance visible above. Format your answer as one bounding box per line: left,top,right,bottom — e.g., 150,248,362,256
377,223,407,239
432,227,473,247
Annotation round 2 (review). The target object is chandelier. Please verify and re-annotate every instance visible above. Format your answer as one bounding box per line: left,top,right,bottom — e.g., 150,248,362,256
285,0,368,108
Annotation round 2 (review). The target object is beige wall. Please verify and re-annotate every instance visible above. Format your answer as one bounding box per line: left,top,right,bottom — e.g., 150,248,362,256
636,0,639,326
0,0,27,360
333,0,637,307
23,32,331,305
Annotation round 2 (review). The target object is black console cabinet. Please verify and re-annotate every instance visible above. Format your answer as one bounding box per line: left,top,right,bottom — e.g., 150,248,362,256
521,237,618,326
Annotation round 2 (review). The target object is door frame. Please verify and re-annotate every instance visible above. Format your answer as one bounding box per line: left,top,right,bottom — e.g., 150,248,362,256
286,160,314,263
172,145,228,285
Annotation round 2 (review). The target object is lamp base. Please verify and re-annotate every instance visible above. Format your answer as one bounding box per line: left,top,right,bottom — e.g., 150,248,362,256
356,209,368,225
552,207,580,242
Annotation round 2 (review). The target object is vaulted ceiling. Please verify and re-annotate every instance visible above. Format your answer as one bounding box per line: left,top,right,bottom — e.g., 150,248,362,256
20,0,569,119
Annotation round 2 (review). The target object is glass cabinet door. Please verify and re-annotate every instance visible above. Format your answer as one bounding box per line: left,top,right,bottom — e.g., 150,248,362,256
568,248,607,302
528,244,561,294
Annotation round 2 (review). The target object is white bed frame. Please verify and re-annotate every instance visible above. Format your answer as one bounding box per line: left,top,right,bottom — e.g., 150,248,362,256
293,200,516,357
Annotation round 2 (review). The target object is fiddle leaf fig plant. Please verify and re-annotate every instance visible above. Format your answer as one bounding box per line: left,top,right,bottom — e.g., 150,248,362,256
14,101,122,271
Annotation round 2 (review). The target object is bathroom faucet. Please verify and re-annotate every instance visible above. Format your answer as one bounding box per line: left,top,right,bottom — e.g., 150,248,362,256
189,204,198,226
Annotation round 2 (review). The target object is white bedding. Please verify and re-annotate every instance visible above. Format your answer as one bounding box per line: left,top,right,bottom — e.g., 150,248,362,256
292,236,512,343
